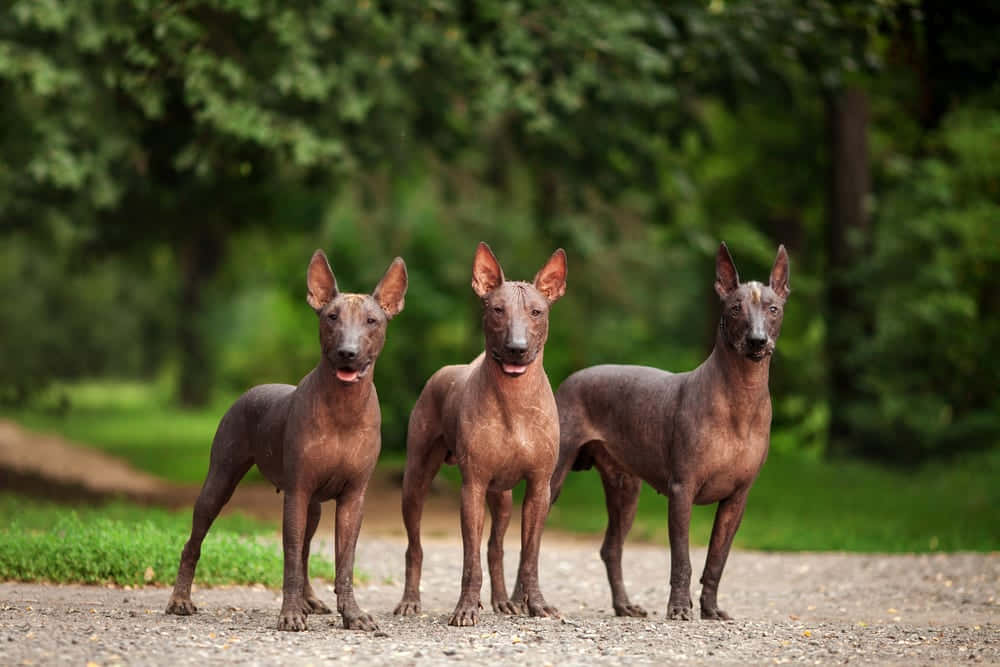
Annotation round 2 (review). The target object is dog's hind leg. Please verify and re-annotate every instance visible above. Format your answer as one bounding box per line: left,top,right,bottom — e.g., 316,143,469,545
487,489,520,614
166,420,253,615
300,500,332,615
394,399,447,616
595,453,646,617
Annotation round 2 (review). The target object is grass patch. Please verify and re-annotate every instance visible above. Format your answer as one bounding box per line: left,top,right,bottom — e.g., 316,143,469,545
546,447,1000,552
1,380,247,484
0,494,337,587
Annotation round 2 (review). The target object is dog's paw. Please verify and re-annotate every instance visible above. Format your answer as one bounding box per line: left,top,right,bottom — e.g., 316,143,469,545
492,599,524,615
393,599,421,616
526,598,560,619
448,603,480,627
701,606,733,621
277,609,308,631
667,603,693,621
165,597,197,616
343,610,379,631
304,596,333,615
614,602,648,618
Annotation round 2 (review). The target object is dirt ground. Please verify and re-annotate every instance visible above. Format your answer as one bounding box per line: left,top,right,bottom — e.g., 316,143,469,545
1,419,998,664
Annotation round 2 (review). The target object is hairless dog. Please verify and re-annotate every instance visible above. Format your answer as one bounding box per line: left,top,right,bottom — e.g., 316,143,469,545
394,242,567,626
166,250,407,632
551,242,789,620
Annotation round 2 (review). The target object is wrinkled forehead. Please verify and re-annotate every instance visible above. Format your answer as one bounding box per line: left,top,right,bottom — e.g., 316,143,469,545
329,293,380,315
486,281,548,308
736,281,779,305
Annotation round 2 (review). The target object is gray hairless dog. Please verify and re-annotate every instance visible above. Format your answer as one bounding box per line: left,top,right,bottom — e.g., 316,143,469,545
166,249,407,632
394,242,566,626
550,242,789,620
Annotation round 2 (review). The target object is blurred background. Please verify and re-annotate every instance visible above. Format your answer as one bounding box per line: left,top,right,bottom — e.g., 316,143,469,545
1,0,998,565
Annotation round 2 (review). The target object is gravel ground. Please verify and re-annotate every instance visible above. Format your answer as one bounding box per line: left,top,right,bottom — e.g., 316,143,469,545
2,535,997,665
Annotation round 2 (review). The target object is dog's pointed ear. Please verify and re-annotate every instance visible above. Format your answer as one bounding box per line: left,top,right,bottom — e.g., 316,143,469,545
533,248,567,303
307,249,338,312
769,244,790,301
714,242,740,299
372,257,408,319
472,242,505,298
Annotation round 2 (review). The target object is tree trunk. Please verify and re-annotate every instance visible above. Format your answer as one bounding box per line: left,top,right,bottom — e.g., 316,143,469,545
176,232,223,407
825,86,871,455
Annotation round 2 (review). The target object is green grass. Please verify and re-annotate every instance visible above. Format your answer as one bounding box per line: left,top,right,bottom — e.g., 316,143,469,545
0,494,336,587
547,447,1000,552
1,380,247,484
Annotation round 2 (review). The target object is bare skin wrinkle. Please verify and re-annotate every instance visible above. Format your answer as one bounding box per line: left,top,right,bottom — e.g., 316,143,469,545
394,241,567,627
165,249,408,632
550,242,790,621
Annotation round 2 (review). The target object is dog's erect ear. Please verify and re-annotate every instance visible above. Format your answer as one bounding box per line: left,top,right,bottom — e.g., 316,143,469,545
372,257,408,319
714,242,740,299
307,249,338,312
471,242,505,298
533,248,568,303
769,244,790,301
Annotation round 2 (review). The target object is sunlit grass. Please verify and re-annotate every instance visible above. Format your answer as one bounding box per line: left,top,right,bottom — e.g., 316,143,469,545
0,493,339,587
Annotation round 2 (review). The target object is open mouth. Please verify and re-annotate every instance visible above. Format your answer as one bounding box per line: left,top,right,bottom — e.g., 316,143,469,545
491,352,532,377
335,361,371,383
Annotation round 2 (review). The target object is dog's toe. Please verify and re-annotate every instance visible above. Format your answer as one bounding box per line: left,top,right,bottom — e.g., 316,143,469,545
277,610,308,631
344,611,378,631
614,603,648,618
448,605,479,627
304,597,333,615
701,606,733,621
393,599,421,616
165,598,197,616
492,599,523,615
667,604,693,621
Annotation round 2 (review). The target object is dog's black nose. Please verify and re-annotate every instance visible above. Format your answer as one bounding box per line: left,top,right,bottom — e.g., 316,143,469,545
337,346,358,360
505,341,528,357
747,334,767,348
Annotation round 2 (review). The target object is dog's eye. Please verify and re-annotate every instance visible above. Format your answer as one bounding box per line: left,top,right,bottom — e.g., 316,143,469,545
327,312,338,321
768,305,779,314
366,316,377,324
531,309,542,317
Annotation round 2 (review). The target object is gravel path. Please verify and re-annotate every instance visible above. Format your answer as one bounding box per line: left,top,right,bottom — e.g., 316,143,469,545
2,536,997,665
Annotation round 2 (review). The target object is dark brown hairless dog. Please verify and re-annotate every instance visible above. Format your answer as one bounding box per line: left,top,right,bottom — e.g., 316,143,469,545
394,242,566,626
550,242,789,620
165,250,407,632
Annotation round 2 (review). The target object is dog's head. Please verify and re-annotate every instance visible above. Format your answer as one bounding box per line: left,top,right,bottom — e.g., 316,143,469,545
471,242,567,377
714,242,790,362
306,250,407,384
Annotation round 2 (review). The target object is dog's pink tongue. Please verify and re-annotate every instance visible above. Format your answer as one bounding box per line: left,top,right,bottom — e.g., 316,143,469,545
503,363,528,375
336,368,360,382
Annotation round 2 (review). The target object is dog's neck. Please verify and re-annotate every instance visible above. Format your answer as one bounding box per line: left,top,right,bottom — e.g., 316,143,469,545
310,356,376,415
705,322,771,401
479,350,548,406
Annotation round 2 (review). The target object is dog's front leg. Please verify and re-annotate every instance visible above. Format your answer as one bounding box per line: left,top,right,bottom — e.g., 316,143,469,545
335,485,378,631
487,489,518,613
278,489,310,631
699,487,749,620
516,476,559,618
666,481,695,620
449,480,487,626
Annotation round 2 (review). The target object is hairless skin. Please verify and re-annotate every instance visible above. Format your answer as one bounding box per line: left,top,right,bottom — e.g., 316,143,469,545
394,242,567,627
166,250,407,632
549,243,790,620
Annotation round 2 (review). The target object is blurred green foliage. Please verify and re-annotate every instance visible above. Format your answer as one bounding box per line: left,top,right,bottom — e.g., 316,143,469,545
1,1,998,463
